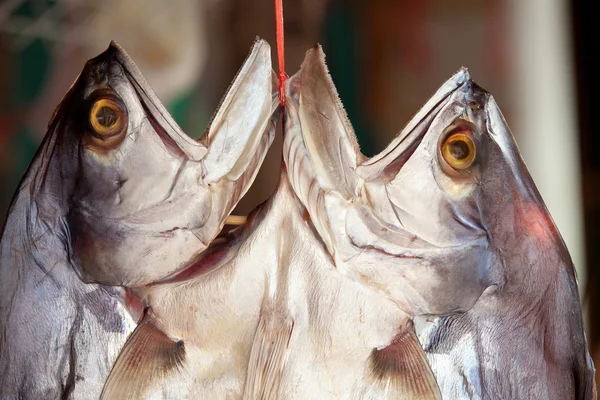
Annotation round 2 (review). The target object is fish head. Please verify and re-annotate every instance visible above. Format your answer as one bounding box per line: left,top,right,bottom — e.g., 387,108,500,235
34,39,278,286
357,68,575,306
359,70,487,248
285,46,569,316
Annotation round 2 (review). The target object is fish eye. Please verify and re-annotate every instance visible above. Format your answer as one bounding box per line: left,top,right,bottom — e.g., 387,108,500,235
89,97,127,139
441,132,476,170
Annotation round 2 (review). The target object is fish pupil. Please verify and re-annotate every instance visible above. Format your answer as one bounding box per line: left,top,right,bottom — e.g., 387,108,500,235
450,140,469,160
96,106,118,128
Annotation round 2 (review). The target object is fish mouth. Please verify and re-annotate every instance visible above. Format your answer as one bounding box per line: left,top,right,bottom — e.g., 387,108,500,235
356,68,471,181
200,37,278,145
107,38,275,162
77,39,275,224
107,41,208,161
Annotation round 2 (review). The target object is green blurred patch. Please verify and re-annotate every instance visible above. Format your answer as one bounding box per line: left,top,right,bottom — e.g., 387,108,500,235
323,1,376,157
168,90,211,140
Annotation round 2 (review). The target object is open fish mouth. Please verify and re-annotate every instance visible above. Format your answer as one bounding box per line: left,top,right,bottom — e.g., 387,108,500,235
109,38,276,161
104,41,208,160
357,68,470,181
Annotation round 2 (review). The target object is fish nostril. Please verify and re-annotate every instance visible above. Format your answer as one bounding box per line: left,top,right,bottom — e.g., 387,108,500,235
91,62,108,84
469,100,480,111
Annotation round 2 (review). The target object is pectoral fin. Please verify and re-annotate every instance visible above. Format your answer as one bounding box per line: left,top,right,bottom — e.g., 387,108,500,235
369,319,441,399
101,316,186,400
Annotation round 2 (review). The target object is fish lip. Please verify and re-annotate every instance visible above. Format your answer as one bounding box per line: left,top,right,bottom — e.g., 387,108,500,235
201,37,276,145
356,68,471,180
200,38,277,183
106,38,275,165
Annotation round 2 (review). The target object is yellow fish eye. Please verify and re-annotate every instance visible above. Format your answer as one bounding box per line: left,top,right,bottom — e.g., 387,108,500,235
441,132,476,170
89,98,127,138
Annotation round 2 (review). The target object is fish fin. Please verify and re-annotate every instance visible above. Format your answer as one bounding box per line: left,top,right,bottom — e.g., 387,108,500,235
369,319,441,399
242,312,294,400
100,316,185,400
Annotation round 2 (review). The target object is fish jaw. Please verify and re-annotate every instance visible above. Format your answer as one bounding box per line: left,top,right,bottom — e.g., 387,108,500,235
357,67,470,182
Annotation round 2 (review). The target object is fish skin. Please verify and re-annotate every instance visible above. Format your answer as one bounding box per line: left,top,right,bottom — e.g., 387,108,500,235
408,74,596,400
108,47,593,399
103,44,593,400
0,38,277,399
122,172,425,399
110,48,438,398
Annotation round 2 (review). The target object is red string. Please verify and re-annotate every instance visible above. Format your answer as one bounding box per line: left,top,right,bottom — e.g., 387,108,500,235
275,0,286,106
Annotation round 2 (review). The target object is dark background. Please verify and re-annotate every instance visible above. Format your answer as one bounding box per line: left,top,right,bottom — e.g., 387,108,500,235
572,0,600,367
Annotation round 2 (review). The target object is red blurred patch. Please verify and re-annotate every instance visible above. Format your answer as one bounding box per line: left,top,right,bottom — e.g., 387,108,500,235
275,0,286,106
520,200,558,244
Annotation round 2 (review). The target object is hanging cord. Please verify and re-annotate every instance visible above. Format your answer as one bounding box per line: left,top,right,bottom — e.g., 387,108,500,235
222,1,286,227
275,0,286,106
225,0,286,227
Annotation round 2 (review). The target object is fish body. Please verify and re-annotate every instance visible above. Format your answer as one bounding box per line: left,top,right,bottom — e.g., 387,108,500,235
108,46,594,399
0,39,276,399
113,172,432,400
97,41,280,399
350,64,595,399
281,45,594,399
407,75,596,400
100,47,439,399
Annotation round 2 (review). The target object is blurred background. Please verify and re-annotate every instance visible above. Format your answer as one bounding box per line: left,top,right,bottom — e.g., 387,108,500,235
0,0,597,370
